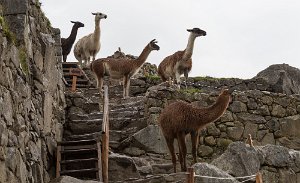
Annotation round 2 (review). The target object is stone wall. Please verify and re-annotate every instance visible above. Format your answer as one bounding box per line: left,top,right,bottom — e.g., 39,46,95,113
0,0,65,183
145,84,300,161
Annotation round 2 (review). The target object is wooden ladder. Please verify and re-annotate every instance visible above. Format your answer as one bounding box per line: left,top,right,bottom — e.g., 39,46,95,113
56,139,102,181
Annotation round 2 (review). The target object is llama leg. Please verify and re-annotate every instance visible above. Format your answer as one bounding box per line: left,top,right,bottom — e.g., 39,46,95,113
191,131,200,164
175,72,181,89
177,132,187,172
123,76,128,98
165,138,177,173
184,71,188,89
123,76,130,98
63,55,67,62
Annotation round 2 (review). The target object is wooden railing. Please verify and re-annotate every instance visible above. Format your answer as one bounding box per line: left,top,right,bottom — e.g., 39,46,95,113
101,85,109,183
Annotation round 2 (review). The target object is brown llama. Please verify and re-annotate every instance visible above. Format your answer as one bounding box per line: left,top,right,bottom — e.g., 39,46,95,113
158,88,231,172
158,28,206,88
61,21,84,62
90,39,159,98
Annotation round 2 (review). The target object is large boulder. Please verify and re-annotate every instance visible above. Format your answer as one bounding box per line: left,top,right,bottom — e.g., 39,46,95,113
193,163,240,183
211,142,261,177
253,64,300,94
108,153,140,182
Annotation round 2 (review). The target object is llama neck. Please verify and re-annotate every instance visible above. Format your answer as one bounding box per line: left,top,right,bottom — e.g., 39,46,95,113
94,20,101,42
68,25,79,42
182,34,197,61
136,46,151,66
195,96,230,126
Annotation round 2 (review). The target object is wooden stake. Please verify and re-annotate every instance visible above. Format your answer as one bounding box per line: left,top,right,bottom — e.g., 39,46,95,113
96,140,103,182
246,134,254,147
71,75,77,92
256,172,263,183
186,167,195,183
69,68,82,92
101,85,109,183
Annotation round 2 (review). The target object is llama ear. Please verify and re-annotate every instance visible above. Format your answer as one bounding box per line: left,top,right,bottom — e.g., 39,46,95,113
70,21,75,23
187,29,192,32
150,39,157,44
92,12,96,15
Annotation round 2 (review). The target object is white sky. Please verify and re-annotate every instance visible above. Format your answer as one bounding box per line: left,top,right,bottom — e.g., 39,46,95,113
40,0,300,79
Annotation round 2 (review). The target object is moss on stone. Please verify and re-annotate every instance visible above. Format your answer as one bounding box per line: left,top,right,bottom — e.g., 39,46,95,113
0,16,16,44
145,74,161,81
193,76,219,82
19,48,29,75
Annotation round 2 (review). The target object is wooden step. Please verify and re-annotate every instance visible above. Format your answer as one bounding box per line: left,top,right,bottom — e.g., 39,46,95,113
61,158,98,164
58,139,98,146
61,147,98,154
65,78,89,84
60,168,99,174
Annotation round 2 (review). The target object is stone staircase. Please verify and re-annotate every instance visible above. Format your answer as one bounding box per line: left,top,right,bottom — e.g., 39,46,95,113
64,88,147,150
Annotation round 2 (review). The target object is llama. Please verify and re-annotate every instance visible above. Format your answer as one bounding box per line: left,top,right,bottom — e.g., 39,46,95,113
74,12,107,67
61,21,84,62
90,39,160,98
158,88,231,172
158,28,206,87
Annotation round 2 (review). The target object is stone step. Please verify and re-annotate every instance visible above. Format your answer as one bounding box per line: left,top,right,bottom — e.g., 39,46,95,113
67,117,147,135
69,109,143,121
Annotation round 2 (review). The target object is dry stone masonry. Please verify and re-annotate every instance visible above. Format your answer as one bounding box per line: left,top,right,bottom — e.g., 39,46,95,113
0,0,65,182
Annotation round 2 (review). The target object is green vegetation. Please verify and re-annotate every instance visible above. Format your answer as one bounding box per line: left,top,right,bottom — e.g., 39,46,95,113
145,74,161,81
19,48,29,75
180,88,203,94
0,15,16,44
193,76,219,82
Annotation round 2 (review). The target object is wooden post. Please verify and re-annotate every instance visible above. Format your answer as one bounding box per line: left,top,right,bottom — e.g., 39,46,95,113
246,134,254,147
186,167,195,183
96,140,103,181
56,144,62,178
256,172,263,183
69,68,82,92
101,85,109,183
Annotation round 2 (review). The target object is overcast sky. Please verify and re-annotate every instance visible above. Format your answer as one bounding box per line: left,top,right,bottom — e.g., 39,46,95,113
40,0,300,79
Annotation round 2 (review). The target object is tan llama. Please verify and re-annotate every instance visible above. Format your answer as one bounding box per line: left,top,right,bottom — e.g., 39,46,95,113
90,39,159,98
158,28,206,88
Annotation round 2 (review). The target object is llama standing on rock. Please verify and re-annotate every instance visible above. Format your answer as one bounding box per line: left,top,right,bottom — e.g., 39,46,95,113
158,88,231,172
158,28,206,87
90,39,160,98
74,12,107,67
61,21,84,62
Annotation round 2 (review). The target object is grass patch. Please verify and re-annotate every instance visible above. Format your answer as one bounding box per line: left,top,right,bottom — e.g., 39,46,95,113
180,88,203,94
0,16,16,44
145,74,161,81
193,76,220,82
19,47,29,75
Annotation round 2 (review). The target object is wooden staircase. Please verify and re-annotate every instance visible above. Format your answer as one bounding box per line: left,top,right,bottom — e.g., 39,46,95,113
62,62,92,88
56,139,102,181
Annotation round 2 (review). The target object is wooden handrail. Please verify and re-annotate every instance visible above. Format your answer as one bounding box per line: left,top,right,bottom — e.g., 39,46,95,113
101,85,109,183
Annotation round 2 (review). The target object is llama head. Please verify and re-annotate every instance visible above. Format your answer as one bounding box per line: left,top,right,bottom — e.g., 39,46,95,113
187,28,206,37
149,39,160,51
219,87,232,103
92,12,108,21
70,21,85,28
